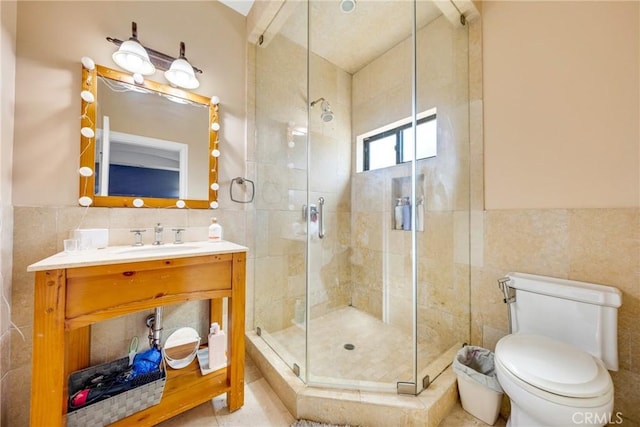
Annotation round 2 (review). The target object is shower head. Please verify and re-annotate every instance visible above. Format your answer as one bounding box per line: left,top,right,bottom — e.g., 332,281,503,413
310,97,334,122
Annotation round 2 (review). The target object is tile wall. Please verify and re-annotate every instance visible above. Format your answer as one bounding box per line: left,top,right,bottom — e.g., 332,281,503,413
9,206,250,425
472,208,640,424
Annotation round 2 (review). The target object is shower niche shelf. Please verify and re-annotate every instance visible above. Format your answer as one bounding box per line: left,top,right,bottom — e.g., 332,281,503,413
391,175,424,232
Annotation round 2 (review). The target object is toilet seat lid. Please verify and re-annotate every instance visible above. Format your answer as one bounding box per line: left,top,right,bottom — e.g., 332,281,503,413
496,334,611,398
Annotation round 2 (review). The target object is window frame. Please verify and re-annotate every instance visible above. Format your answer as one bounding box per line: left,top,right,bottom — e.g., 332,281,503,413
360,111,437,172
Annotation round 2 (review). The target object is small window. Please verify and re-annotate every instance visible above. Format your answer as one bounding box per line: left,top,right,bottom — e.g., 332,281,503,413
361,112,437,172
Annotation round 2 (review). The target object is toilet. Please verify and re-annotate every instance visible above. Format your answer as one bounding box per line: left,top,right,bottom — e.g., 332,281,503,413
495,272,622,427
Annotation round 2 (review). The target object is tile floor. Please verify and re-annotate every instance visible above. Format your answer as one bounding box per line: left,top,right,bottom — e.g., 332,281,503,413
267,306,451,384
157,354,506,427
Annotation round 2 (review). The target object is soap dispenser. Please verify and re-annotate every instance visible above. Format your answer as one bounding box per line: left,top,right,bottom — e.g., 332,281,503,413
208,322,227,371
208,218,223,242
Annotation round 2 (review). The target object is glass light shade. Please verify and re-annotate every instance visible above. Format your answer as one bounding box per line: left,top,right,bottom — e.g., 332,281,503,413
210,201,219,209
165,58,200,89
210,183,220,191
81,56,95,70
210,96,220,105
81,127,95,138
211,122,220,131
78,166,93,177
78,196,93,207
132,198,144,208
211,149,220,158
176,200,186,208
80,90,94,103
340,0,356,13
132,73,144,84
112,40,156,76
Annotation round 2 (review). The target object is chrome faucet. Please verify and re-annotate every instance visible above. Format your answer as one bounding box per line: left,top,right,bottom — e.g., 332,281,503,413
153,223,164,245
172,228,185,244
130,229,146,246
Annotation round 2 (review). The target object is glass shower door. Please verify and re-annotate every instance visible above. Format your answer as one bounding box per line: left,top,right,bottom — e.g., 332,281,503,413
305,0,417,391
414,1,471,390
254,0,471,395
253,0,310,379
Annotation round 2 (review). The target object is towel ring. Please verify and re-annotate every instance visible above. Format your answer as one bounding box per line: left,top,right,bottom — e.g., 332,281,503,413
230,177,255,203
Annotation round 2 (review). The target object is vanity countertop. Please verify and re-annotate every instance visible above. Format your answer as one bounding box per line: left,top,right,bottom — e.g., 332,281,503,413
27,240,248,272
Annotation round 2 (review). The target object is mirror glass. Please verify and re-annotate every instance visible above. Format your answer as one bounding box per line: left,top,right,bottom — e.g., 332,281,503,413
80,65,219,208
163,326,201,369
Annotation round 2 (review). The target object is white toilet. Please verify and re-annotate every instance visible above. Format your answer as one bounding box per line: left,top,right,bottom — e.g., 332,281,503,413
494,272,622,427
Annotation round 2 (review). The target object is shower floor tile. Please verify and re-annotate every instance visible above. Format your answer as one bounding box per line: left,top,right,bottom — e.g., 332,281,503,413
269,306,446,384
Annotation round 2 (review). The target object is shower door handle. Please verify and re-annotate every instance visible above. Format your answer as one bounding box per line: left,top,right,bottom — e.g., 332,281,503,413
318,197,325,239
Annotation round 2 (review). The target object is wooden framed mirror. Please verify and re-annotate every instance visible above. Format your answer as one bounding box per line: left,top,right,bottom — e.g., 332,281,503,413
79,64,219,208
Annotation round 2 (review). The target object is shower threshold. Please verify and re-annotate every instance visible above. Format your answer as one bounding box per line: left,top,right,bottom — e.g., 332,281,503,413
246,331,462,426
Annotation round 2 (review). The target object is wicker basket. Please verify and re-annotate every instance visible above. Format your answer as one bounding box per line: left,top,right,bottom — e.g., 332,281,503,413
67,356,165,427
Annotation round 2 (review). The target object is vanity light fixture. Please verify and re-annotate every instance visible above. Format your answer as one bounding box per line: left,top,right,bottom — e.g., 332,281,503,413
110,22,156,76
80,127,94,139
80,90,94,103
81,56,95,71
165,42,200,89
340,0,356,13
78,196,93,207
78,167,93,177
107,22,203,81
132,73,145,84
78,58,97,209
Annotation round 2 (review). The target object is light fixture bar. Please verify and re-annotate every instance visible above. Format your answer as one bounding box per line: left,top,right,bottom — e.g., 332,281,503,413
106,37,202,74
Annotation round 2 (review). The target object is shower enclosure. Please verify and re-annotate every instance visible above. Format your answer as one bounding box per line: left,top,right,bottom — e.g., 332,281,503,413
253,0,470,394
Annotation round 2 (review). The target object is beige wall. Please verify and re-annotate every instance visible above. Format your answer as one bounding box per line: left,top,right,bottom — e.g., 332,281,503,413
0,1,16,425
477,2,640,423
483,1,639,210
13,1,246,207
8,2,247,425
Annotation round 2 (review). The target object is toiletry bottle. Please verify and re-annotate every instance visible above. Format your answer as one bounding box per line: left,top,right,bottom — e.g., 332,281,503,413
394,198,403,230
208,322,227,370
402,197,412,230
208,218,223,242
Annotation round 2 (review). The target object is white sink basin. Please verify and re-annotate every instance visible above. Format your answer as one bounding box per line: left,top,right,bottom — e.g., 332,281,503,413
116,245,201,255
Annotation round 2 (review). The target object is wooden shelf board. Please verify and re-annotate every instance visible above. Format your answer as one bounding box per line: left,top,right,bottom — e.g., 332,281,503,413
108,360,229,426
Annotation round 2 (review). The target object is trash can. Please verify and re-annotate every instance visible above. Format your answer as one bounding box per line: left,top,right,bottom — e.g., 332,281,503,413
453,345,503,425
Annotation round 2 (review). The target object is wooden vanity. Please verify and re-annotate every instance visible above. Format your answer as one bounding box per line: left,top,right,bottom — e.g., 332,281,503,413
27,241,247,426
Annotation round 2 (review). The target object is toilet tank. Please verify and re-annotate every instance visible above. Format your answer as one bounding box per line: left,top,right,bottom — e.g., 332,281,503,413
506,272,622,370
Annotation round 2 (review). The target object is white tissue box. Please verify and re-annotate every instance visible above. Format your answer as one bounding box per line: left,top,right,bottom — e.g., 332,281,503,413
73,228,109,249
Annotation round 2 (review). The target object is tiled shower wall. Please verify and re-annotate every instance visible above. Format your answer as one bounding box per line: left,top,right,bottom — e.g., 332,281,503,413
350,15,471,351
